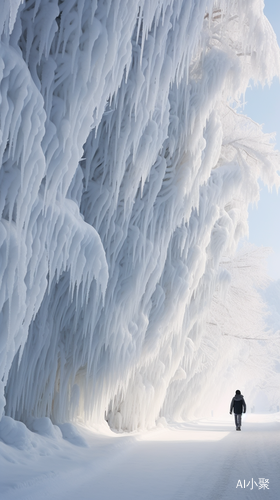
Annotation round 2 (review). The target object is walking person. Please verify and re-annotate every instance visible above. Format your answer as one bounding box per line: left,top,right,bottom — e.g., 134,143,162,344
230,390,246,430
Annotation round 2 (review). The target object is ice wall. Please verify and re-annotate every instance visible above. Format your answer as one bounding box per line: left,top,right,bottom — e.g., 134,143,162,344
0,0,280,430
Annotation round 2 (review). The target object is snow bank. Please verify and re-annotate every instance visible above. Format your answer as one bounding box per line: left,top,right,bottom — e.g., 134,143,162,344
0,0,279,433
58,423,88,447
0,416,34,450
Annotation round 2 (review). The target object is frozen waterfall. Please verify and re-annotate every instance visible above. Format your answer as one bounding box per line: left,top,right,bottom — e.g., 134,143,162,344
0,0,280,432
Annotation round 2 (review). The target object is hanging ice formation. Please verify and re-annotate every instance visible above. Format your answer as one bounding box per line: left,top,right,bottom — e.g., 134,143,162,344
0,0,279,431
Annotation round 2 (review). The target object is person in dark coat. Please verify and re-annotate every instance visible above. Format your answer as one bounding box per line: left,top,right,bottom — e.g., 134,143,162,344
230,390,246,430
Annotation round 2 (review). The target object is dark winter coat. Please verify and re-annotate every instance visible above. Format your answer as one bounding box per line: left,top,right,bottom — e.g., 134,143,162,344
230,394,246,415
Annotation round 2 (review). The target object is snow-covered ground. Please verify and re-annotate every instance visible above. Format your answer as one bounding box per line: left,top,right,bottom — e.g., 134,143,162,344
1,413,279,500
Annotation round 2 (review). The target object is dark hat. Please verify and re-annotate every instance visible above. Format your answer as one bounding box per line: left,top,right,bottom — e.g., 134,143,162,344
235,390,241,395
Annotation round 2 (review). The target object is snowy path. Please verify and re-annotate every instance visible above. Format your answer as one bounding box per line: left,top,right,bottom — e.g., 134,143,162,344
1,415,280,500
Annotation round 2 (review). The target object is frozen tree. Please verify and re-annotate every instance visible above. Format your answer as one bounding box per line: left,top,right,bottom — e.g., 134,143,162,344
257,279,280,410
0,0,280,431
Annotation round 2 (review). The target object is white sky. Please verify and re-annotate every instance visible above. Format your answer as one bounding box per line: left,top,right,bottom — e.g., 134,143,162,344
244,0,280,280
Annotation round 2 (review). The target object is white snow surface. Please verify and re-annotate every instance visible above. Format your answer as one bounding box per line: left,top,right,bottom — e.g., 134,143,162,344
1,414,280,500
0,0,280,435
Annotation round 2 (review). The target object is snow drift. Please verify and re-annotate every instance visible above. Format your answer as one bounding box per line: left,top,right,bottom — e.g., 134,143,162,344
0,0,280,432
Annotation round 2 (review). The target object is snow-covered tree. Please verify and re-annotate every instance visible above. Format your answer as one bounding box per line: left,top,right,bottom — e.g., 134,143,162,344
0,0,279,430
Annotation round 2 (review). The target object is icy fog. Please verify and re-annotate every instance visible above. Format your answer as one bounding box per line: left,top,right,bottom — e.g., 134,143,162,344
0,0,280,434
